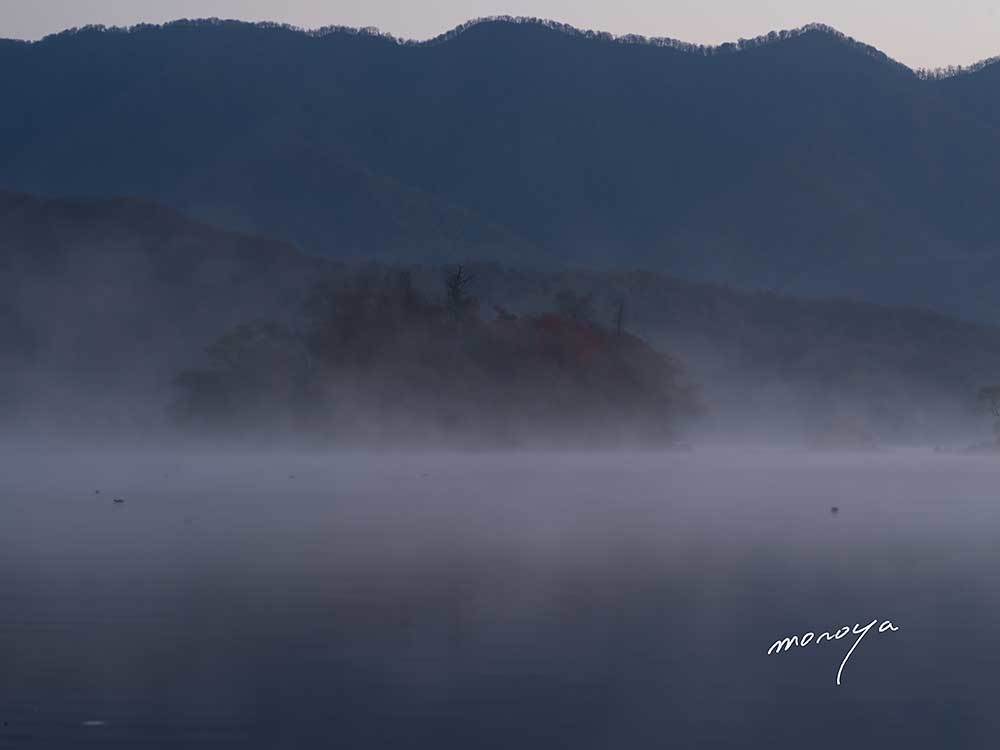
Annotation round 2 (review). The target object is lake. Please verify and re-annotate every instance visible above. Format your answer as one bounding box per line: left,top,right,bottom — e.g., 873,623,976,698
1,446,996,748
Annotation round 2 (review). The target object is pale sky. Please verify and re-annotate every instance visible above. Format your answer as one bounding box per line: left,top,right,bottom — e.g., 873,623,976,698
0,0,997,70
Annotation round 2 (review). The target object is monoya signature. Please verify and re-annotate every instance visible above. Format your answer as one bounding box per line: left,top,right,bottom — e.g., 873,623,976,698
767,618,900,685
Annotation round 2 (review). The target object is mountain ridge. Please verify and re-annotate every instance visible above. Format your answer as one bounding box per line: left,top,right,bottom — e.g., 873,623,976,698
12,16,999,79
4,17,1000,321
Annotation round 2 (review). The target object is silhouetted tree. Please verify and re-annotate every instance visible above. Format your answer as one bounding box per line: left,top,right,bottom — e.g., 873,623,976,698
445,265,476,321
613,298,626,337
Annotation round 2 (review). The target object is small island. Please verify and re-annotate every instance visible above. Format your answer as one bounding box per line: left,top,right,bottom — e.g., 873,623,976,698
172,267,701,446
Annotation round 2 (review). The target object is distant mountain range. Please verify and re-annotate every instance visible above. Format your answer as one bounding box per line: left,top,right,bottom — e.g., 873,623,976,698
3,190,998,440
2,17,1000,322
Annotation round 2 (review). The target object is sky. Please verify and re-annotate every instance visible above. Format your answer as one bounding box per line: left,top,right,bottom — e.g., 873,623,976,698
0,1,997,70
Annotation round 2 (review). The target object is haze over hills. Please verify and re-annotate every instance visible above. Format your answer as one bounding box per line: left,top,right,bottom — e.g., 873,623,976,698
0,190,322,428
2,190,998,442
2,17,1000,322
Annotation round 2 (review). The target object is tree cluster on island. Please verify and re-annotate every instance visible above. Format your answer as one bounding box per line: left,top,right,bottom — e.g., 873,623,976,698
171,267,701,445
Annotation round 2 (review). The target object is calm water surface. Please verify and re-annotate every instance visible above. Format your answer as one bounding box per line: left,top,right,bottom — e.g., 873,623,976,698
1,447,997,748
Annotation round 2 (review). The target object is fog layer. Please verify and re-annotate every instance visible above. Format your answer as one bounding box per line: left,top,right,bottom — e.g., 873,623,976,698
1,446,997,747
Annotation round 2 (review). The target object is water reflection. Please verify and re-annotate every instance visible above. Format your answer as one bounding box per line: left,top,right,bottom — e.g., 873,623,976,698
1,448,997,747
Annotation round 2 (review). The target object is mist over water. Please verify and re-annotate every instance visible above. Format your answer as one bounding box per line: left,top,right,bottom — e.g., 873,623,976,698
2,445,996,747
4,14,1000,747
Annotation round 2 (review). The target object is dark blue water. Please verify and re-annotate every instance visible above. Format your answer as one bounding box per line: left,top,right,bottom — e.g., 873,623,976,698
1,448,996,747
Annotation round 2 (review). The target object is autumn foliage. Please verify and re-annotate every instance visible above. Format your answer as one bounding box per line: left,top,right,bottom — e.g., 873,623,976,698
173,270,699,445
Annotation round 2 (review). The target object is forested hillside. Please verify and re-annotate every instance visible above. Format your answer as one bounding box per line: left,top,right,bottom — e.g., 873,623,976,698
3,18,1000,320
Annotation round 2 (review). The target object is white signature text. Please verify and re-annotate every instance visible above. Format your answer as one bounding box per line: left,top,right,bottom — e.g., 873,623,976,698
767,618,900,685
